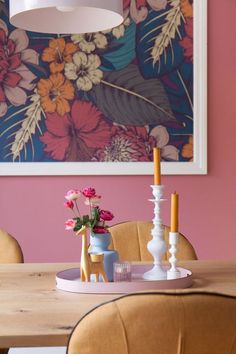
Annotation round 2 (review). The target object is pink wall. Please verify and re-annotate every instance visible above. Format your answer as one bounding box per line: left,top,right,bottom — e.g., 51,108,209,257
1,0,236,262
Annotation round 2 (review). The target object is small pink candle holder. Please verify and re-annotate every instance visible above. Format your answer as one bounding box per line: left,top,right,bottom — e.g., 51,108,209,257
113,261,131,282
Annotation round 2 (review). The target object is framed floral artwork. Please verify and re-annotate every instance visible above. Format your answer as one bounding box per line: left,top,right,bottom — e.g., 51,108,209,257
0,0,207,175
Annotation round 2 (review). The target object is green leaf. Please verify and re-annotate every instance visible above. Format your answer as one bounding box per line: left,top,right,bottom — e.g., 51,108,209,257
93,64,175,126
74,224,82,232
82,215,90,224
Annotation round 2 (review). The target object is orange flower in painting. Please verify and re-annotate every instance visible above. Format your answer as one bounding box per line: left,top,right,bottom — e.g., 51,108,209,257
37,73,75,116
180,0,193,18
180,18,193,62
182,135,193,161
42,38,77,74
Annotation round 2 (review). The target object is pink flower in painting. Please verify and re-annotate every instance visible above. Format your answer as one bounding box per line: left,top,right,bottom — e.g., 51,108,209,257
100,210,114,222
65,189,80,201
123,0,167,23
180,18,193,62
0,20,39,117
123,0,146,10
81,187,96,198
40,100,112,161
64,200,74,209
65,219,76,230
95,125,156,162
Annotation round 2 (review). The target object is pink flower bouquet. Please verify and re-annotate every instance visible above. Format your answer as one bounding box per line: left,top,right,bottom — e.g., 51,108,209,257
64,187,114,234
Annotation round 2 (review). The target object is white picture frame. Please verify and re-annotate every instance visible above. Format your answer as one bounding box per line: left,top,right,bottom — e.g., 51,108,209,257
0,0,207,176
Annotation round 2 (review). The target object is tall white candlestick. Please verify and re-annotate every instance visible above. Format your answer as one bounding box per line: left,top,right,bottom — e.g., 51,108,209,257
143,185,167,280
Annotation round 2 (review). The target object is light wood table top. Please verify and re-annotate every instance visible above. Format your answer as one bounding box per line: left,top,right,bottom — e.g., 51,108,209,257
0,260,236,348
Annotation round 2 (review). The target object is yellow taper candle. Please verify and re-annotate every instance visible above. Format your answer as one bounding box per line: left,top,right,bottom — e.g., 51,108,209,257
153,147,161,185
170,192,179,232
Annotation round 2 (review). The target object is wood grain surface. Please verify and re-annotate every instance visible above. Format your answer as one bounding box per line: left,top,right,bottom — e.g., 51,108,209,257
0,260,236,348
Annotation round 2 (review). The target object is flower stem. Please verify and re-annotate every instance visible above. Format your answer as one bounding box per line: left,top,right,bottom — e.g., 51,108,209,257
74,200,81,217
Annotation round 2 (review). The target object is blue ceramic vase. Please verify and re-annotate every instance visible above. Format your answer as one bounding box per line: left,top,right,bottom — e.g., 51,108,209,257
89,231,118,282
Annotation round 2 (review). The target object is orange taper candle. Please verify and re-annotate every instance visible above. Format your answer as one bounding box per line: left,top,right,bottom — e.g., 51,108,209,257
170,192,179,232
153,147,161,185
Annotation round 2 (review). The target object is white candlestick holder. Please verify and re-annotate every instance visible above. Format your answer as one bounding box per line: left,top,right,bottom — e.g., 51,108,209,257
143,185,167,280
167,232,181,279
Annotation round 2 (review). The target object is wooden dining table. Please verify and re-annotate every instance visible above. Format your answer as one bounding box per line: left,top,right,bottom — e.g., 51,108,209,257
0,260,236,348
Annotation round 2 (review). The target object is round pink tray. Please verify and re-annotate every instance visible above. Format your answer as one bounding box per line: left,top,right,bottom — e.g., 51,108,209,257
56,264,193,294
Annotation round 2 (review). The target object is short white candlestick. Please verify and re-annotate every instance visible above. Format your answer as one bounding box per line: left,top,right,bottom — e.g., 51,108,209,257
167,232,181,279
143,185,167,280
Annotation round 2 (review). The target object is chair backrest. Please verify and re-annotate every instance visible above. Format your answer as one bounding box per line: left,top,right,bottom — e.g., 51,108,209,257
108,221,197,261
67,291,236,354
0,229,24,263
0,229,23,354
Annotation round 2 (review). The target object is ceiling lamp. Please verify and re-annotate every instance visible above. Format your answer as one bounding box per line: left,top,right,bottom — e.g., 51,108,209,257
9,0,124,34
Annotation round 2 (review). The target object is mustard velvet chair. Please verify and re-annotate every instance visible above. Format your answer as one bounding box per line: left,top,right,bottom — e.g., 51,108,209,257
67,291,236,354
0,229,24,354
109,221,197,261
0,229,24,263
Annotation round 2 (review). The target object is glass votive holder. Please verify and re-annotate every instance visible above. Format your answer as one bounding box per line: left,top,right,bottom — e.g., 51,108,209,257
113,261,132,282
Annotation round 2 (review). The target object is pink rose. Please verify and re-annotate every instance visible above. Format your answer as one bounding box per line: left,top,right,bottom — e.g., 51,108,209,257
65,219,76,230
92,226,108,234
64,200,74,209
85,195,101,206
99,210,114,221
82,187,96,198
65,189,80,201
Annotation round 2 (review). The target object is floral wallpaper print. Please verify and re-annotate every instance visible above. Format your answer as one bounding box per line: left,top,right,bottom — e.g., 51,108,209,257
0,0,193,165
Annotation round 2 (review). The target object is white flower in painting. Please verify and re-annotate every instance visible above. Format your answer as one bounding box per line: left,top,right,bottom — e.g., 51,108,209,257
112,17,131,39
103,10,130,39
71,33,108,54
150,125,179,161
65,52,103,91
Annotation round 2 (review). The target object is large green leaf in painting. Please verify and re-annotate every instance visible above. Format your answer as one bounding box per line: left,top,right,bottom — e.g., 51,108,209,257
92,64,176,126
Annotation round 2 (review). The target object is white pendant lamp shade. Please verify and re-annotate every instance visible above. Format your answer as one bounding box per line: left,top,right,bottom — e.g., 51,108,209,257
10,0,124,34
